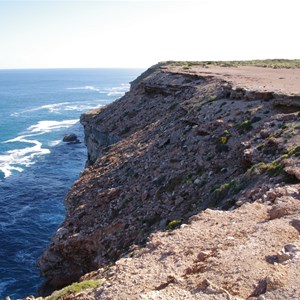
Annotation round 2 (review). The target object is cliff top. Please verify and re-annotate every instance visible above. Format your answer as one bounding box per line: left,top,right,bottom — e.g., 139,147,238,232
163,59,300,69
162,59,300,95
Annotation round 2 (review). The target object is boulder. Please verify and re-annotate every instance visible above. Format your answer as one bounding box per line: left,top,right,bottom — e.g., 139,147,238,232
63,133,80,144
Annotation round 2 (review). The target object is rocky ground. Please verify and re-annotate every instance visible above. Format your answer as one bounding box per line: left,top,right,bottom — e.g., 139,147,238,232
28,61,300,300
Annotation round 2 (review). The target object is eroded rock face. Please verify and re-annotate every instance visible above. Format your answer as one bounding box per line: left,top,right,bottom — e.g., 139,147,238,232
37,63,300,295
80,110,119,166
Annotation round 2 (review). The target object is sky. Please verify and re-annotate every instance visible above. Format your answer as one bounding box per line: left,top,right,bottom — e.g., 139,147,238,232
0,0,299,69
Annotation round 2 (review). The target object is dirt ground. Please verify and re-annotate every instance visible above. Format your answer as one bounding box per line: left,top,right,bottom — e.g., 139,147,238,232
175,65,300,95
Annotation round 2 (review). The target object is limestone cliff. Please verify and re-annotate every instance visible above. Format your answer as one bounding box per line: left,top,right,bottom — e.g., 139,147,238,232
36,62,300,299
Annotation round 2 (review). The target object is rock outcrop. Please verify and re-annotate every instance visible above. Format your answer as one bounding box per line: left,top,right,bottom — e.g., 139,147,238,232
63,134,80,144
37,62,300,299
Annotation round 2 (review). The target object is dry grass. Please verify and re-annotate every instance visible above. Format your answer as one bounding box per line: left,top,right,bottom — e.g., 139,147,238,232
163,59,300,69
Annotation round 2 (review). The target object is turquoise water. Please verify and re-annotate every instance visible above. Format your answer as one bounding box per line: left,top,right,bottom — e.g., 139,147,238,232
0,68,143,299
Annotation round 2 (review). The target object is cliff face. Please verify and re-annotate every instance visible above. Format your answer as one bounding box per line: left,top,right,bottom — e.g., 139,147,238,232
37,63,300,298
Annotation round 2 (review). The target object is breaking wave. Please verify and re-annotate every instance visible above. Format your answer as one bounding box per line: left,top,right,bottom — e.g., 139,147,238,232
0,119,78,179
66,83,130,97
11,102,104,117
27,119,78,134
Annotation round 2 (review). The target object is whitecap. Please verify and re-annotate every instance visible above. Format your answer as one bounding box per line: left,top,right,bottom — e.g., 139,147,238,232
104,83,130,97
62,103,103,112
48,140,61,147
36,102,71,113
11,102,71,116
11,101,95,115
0,119,79,178
3,134,41,145
27,119,78,134
67,83,130,97
14,102,104,116
107,91,127,96
0,137,50,178
67,85,100,92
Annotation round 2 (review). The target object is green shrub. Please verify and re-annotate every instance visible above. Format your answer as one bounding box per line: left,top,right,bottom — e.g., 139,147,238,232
212,180,237,200
167,219,182,230
47,280,102,300
287,146,300,157
218,136,229,144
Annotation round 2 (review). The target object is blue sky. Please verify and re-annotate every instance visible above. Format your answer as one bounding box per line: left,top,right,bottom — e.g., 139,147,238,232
0,0,299,69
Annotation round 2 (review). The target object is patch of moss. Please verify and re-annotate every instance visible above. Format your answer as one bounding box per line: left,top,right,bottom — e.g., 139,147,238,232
218,136,229,144
249,157,285,177
287,146,300,157
266,161,284,176
218,130,231,145
167,219,182,230
47,280,102,300
209,95,218,101
280,123,289,130
212,179,238,201
183,178,193,184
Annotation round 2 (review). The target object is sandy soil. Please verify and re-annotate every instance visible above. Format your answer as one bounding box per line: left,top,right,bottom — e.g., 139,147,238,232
174,65,300,95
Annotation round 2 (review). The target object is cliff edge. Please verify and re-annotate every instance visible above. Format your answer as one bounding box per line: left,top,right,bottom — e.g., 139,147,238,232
36,61,300,299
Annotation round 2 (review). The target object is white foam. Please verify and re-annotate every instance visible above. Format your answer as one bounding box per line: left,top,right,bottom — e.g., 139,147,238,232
67,85,100,92
61,103,103,112
11,102,80,115
67,83,130,97
12,102,104,116
3,134,41,144
48,140,61,147
37,102,71,113
0,137,50,178
27,119,78,133
105,83,130,96
0,119,79,178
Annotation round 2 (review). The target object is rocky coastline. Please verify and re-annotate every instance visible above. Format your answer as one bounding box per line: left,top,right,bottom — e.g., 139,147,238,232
29,61,300,300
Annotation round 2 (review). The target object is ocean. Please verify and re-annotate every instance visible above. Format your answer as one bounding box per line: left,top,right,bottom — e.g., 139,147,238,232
0,68,143,299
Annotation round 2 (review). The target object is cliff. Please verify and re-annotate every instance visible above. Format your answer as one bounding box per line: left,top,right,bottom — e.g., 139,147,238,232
35,61,300,300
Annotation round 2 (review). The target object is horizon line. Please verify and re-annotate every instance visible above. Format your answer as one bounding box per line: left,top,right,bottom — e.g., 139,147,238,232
0,66,148,71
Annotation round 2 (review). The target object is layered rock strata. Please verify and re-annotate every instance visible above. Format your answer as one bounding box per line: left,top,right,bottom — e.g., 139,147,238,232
37,63,300,298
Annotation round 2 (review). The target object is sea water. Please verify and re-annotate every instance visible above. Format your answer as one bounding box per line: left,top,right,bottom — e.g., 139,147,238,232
0,68,143,299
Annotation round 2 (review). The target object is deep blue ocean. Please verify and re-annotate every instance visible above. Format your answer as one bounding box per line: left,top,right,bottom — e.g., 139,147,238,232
0,68,143,299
